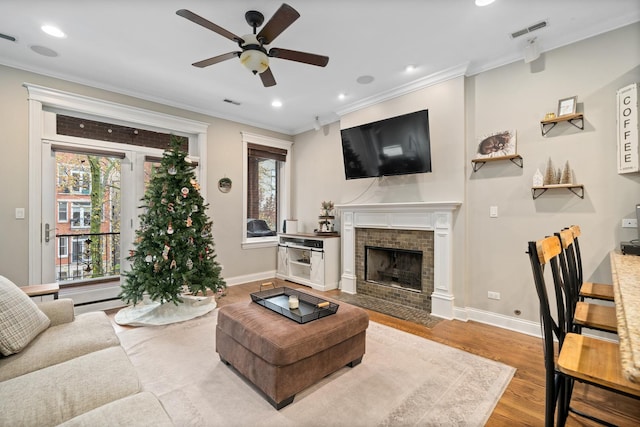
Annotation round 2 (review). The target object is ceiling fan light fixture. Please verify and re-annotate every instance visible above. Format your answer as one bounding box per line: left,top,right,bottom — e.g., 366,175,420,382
240,48,269,74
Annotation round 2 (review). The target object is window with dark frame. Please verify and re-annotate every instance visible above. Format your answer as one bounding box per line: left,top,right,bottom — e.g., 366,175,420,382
247,143,286,238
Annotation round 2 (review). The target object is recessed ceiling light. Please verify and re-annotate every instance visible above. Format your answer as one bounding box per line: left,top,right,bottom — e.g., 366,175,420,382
475,0,495,6
30,45,59,57
356,75,374,85
338,93,346,100
41,25,65,38
271,100,282,108
405,65,416,72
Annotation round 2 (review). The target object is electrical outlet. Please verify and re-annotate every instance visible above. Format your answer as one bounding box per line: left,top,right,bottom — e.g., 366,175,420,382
488,291,501,300
622,218,638,228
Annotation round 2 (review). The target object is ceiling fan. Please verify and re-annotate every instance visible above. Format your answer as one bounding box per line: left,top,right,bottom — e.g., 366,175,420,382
176,3,329,87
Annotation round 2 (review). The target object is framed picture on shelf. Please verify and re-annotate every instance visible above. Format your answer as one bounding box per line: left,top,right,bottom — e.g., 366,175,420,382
475,130,517,159
557,96,577,116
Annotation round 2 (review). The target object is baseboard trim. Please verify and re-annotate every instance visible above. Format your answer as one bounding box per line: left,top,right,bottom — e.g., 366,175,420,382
463,307,542,338
224,270,276,287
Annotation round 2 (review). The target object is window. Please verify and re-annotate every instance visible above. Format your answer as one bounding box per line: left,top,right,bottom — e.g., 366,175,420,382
71,236,89,263
242,132,292,248
71,170,91,194
58,237,68,258
71,202,91,228
58,201,68,222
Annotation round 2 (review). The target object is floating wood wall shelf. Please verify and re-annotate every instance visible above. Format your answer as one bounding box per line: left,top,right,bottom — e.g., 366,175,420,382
540,113,584,136
471,154,523,172
531,184,584,199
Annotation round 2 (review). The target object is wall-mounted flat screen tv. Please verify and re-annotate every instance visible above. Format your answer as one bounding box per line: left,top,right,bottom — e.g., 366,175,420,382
340,109,431,179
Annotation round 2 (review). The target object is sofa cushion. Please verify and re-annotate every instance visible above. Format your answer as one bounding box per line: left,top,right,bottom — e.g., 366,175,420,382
0,310,120,382
58,392,174,427
0,346,141,427
0,275,50,356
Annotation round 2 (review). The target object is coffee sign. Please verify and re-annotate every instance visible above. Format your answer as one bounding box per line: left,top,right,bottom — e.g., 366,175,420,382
617,83,639,174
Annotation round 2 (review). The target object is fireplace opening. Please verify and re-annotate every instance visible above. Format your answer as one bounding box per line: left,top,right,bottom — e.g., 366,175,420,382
365,246,422,292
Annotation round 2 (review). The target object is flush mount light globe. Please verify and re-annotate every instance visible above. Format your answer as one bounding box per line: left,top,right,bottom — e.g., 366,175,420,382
239,34,269,74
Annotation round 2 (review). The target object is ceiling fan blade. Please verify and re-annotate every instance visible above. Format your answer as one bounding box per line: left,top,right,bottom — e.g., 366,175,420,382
176,9,241,43
256,3,300,45
260,68,277,87
192,52,240,68
268,48,329,67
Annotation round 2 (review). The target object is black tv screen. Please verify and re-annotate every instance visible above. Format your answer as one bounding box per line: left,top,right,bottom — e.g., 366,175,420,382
340,110,431,179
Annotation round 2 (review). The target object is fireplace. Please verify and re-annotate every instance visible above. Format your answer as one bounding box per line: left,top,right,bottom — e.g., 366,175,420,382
335,202,461,319
365,246,423,291
357,228,433,311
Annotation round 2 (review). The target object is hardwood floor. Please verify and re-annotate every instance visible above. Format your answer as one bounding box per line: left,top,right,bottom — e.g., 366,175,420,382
216,280,640,426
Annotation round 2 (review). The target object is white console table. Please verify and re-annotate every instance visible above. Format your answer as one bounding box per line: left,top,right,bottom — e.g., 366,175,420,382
276,233,340,291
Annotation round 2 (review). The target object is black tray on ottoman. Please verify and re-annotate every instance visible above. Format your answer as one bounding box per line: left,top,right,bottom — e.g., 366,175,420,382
250,287,339,323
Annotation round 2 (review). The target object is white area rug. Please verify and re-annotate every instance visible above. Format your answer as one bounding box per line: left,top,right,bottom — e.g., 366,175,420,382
114,295,216,326
117,310,515,426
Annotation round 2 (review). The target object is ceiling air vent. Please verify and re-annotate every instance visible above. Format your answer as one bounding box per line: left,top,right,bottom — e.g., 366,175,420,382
510,20,548,39
0,32,16,42
223,98,241,106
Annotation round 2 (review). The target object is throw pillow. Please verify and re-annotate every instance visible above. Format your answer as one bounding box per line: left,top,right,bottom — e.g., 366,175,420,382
0,275,51,356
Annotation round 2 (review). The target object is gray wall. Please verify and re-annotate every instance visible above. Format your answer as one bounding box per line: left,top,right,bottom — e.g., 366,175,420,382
0,64,290,285
292,23,640,325
1,23,638,329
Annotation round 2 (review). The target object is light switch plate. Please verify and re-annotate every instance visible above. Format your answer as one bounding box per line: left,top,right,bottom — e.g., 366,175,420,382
15,208,25,219
489,206,498,218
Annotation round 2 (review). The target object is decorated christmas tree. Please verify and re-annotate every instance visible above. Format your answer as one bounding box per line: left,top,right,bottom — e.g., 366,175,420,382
120,136,225,306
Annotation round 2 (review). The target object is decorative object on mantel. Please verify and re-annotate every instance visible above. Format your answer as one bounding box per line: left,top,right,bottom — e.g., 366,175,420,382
315,200,337,235
475,130,517,159
544,112,556,120
117,136,226,326
218,177,232,193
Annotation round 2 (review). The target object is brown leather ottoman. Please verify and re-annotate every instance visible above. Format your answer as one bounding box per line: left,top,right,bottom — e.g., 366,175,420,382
216,295,369,409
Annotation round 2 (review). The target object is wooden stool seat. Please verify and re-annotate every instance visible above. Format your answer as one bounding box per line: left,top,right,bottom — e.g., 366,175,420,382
579,282,614,301
558,333,640,398
574,302,617,333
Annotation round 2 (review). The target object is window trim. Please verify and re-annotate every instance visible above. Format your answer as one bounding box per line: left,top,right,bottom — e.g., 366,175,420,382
241,132,293,249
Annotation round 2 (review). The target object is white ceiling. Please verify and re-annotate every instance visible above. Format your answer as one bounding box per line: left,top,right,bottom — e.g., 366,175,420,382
1,0,639,135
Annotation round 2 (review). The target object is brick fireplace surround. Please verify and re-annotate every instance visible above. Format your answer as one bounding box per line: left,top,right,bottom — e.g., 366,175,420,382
336,202,461,320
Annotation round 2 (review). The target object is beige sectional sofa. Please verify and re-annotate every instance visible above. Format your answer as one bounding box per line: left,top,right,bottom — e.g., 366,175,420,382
0,276,173,426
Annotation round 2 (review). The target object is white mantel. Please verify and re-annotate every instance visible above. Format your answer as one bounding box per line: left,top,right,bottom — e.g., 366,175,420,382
335,201,461,320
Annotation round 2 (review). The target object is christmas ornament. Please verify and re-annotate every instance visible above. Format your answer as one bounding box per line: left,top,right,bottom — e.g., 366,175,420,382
145,254,153,263
181,187,189,197
167,203,175,213
168,165,177,175
190,178,200,191
167,223,174,234
186,258,193,270
154,262,160,272
162,244,170,260
192,205,198,212
170,259,177,269
129,250,136,257
186,216,193,227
